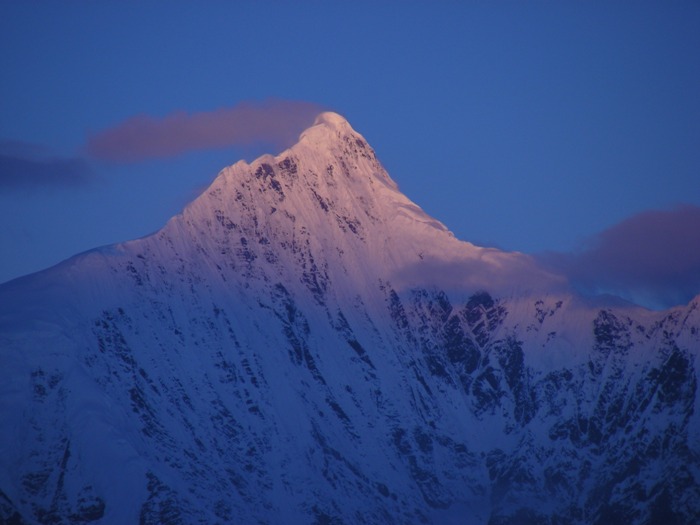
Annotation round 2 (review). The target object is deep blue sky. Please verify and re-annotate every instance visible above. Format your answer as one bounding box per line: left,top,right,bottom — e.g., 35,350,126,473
1,2,699,308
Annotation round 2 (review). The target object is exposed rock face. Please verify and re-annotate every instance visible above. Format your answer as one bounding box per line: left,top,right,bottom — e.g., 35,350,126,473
1,113,698,524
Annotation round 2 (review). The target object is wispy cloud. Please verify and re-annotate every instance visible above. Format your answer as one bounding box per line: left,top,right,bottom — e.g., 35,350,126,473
86,99,326,162
538,205,700,309
394,248,568,298
0,140,92,190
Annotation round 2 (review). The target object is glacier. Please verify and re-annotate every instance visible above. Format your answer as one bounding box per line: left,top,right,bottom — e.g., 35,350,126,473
0,112,698,524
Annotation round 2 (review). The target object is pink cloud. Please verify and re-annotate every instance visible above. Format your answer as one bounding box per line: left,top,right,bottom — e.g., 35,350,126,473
86,100,326,162
539,205,700,309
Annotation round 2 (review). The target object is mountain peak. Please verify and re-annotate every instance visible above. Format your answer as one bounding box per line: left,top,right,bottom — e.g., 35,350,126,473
166,112,565,301
297,111,361,149
313,111,349,128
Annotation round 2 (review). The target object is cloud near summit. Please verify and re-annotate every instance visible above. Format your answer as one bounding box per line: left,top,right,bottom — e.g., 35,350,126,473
538,205,700,309
87,100,326,162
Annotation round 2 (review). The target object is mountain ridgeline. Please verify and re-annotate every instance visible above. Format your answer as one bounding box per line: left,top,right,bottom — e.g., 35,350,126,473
1,113,698,524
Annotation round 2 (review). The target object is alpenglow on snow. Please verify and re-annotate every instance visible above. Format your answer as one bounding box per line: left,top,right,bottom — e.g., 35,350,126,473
1,112,698,524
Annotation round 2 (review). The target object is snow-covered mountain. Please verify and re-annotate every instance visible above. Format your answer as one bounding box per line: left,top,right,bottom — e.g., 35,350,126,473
1,113,698,525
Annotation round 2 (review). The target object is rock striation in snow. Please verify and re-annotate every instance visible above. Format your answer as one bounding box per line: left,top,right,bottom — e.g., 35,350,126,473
0,112,698,524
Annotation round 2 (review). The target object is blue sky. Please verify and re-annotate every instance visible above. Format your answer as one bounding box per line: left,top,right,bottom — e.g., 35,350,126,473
1,1,699,308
